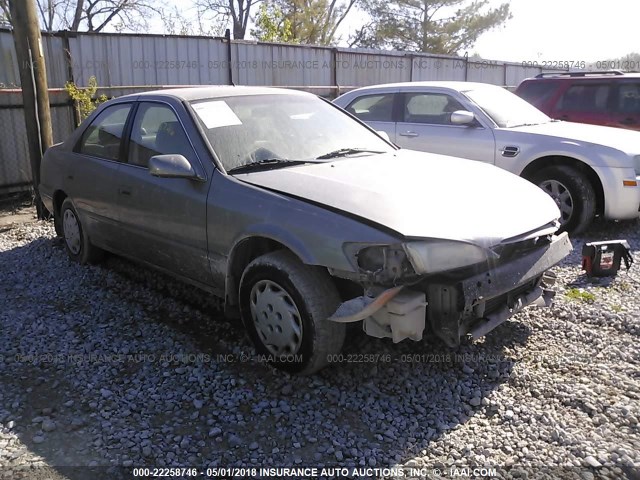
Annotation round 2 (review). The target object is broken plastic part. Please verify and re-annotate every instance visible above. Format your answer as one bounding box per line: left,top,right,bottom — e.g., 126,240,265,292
363,290,427,343
328,285,404,323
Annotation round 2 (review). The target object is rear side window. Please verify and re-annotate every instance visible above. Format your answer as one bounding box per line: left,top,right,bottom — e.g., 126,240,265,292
617,83,640,114
346,94,395,122
77,104,132,161
556,84,611,112
517,81,557,107
127,103,196,168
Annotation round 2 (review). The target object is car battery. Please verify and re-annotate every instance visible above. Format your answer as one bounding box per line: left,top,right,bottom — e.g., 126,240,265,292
581,240,633,277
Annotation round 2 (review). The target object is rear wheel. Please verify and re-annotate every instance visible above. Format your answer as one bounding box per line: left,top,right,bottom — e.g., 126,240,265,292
60,198,104,264
239,250,345,375
532,165,596,234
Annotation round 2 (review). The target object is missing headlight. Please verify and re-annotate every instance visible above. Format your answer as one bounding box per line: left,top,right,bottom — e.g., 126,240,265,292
354,245,415,284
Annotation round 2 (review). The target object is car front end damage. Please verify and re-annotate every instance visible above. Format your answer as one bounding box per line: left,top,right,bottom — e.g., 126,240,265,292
329,231,572,347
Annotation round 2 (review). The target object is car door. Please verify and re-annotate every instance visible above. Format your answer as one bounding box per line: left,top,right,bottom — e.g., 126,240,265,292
552,83,614,127
342,91,398,142
394,90,496,163
116,100,212,286
67,102,133,251
610,81,640,131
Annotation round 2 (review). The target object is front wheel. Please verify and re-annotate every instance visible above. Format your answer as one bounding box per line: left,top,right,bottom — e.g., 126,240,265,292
531,165,596,234
239,250,345,375
60,198,104,264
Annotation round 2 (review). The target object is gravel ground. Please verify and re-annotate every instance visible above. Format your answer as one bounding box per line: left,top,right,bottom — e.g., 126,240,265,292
0,208,639,480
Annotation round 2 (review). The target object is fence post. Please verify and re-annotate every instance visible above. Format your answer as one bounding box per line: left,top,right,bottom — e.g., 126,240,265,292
224,29,233,86
464,51,469,82
8,0,53,219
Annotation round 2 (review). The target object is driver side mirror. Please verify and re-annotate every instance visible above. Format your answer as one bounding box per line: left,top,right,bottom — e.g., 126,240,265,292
450,110,476,126
149,154,203,180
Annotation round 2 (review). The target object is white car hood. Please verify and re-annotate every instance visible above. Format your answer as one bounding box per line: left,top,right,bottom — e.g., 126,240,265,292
235,150,560,248
510,121,640,154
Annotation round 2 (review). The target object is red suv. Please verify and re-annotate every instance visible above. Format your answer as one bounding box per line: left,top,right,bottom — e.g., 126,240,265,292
515,71,640,131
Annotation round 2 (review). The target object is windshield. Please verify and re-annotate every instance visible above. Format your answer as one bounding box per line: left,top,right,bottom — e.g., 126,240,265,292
463,86,551,128
190,94,394,172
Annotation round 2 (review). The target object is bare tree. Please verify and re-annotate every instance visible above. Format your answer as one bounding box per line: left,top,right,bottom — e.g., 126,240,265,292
32,0,163,32
195,0,260,39
158,4,226,36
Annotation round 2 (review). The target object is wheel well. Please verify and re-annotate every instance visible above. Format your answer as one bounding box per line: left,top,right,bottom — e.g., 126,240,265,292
225,237,292,315
224,236,360,316
52,190,68,217
520,156,605,215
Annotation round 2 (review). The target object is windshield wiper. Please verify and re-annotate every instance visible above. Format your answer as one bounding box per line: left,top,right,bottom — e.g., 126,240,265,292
227,158,311,174
316,148,385,160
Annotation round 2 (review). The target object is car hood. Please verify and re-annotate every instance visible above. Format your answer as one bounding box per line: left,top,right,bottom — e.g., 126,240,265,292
509,121,640,154
234,150,561,248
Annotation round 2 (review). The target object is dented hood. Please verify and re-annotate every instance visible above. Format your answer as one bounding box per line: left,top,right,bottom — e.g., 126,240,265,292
234,150,561,247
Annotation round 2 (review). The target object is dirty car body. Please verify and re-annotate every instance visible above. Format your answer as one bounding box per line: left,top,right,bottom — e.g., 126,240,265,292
40,87,572,374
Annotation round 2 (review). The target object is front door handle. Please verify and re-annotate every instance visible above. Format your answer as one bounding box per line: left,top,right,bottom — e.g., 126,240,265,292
399,131,419,137
118,188,131,196
620,118,636,125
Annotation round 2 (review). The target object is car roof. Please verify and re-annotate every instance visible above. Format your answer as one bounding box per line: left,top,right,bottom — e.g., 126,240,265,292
119,86,313,101
344,81,500,93
523,72,640,81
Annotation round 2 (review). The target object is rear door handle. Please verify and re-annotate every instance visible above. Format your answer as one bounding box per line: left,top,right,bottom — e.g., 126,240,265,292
399,131,419,137
620,118,636,125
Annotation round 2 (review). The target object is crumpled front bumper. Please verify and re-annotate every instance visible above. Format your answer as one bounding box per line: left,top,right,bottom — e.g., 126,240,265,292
428,231,572,347
330,232,573,347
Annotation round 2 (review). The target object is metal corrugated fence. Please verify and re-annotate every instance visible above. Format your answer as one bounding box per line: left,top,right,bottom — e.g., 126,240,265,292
0,28,565,194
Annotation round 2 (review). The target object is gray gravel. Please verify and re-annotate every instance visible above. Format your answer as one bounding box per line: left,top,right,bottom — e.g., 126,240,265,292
0,211,639,479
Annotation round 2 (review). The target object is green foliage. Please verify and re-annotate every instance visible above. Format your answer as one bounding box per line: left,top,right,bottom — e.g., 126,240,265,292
251,3,296,43
353,0,511,54
564,288,596,303
64,76,108,125
252,0,356,46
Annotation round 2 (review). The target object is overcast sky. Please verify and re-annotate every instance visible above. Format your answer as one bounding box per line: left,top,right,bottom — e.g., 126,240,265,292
332,0,639,62
465,0,639,62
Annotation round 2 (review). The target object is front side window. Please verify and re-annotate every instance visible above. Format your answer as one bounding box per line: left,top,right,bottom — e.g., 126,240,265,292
403,93,465,125
128,103,196,168
346,94,395,122
78,103,132,161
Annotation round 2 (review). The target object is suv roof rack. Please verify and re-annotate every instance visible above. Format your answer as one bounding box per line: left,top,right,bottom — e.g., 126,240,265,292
535,70,625,78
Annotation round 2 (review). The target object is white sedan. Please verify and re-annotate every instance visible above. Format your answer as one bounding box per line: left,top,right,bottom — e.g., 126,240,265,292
334,82,640,233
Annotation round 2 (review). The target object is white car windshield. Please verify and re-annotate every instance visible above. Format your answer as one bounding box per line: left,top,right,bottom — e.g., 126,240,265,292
463,86,551,128
190,94,394,172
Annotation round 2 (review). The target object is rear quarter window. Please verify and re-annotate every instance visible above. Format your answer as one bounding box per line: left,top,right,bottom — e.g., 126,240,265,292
516,81,558,108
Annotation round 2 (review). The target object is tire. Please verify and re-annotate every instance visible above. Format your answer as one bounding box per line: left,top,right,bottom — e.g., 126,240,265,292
239,250,345,375
531,165,596,234
60,198,104,264
54,205,64,237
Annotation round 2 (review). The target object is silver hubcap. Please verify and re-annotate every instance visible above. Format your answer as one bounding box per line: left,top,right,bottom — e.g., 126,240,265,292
249,279,303,356
540,179,573,223
63,209,81,255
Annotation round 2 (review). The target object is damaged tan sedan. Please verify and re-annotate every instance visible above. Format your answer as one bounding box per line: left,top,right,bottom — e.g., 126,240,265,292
40,87,572,374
